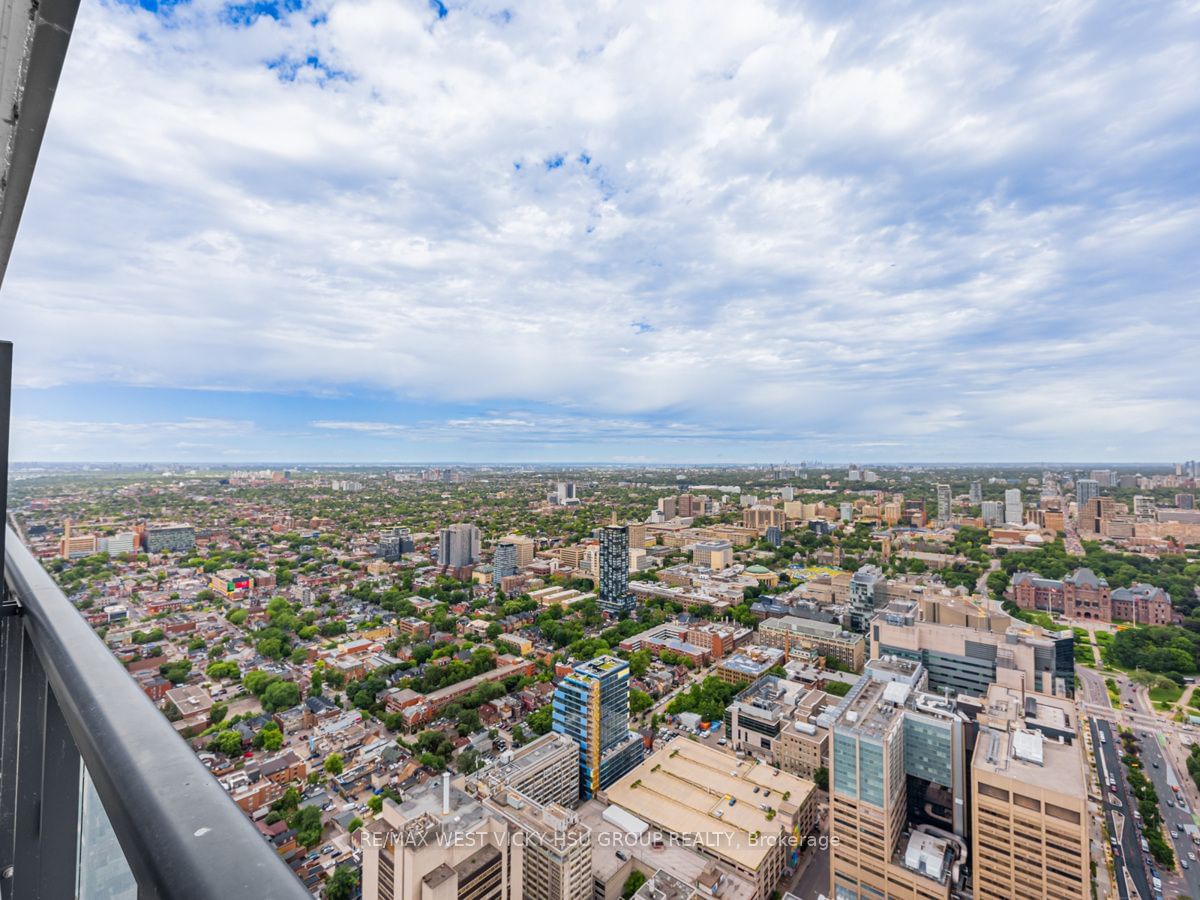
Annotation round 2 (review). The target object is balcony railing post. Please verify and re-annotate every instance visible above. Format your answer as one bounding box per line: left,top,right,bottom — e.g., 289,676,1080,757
0,339,9,607
4,624,80,898
0,614,23,898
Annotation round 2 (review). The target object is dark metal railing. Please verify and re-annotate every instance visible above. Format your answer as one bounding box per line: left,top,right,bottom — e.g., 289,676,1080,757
1,526,313,899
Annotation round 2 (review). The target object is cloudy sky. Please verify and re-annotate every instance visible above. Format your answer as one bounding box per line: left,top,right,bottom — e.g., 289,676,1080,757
5,0,1199,463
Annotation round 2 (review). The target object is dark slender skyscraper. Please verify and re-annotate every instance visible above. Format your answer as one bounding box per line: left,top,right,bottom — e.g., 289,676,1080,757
598,524,632,614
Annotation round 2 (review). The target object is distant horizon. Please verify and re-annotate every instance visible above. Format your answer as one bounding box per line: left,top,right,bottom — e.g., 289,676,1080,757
8,459,1190,470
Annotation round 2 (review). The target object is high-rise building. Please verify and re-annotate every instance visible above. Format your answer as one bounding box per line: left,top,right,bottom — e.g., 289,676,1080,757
626,522,647,550
827,658,966,900
1133,495,1156,518
598,526,632,614
743,504,785,532
551,656,644,799
935,483,951,523
969,481,982,504
493,540,519,585
144,523,195,554
438,523,481,569
657,496,677,519
468,732,581,810
677,493,696,517
377,527,414,561
971,684,1089,900
780,485,795,501
692,539,733,570
980,500,1004,526
364,769,593,900
764,525,782,547
362,773,517,900
1075,478,1099,510
555,481,576,504
499,535,536,567
839,502,853,522
1176,493,1195,510
848,564,884,632
871,597,1074,698
1003,488,1022,525
1089,469,1114,488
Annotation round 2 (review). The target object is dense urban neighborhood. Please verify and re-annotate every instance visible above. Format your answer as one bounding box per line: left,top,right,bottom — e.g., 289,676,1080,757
11,461,1200,900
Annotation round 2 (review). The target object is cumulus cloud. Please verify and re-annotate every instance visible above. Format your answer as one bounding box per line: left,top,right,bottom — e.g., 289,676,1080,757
5,0,1200,460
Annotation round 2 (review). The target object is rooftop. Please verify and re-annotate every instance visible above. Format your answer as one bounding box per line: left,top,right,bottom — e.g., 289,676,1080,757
604,737,815,872
576,800,757,900
972,684,1085,796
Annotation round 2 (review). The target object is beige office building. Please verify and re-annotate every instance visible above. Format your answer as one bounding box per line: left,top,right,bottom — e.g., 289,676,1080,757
743,505,785,533
363,774,517,900
725,676,830,779
485,791,592,900
627,523,648,550
365,771,593,900
971,684,1088,900
502,535,536,568
692,539,734,571
828,660,964,900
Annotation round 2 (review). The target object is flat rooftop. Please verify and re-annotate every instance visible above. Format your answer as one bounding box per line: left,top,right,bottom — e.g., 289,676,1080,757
759,615,860,642
972,685,1084,796
604,737,815,872
719,647,785,676
576,800,756,900
473,732,576,788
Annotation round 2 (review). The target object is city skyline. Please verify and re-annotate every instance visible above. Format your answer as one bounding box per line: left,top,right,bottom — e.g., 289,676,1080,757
6,0,1200,462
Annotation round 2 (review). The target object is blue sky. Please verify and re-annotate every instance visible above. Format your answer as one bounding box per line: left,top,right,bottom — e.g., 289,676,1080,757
5,0,1200,462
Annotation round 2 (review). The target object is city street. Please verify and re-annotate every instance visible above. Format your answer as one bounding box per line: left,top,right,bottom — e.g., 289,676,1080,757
1092,717,1151,900
1079,662,1200,899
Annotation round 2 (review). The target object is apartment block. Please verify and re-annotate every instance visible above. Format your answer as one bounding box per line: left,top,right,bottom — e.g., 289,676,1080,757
143,523,196,554
552,656,644,799
724,676,830,778
756,616,866,672
469,732,581,810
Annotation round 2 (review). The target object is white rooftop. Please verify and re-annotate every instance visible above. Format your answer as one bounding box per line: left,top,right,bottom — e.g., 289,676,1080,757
903,831,949,882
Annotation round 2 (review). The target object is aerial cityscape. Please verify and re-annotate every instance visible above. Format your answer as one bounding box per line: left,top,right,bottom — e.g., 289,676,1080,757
1,1,1198,900
6,463,1200,900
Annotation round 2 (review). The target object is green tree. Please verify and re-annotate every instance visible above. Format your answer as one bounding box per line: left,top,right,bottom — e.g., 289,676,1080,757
526,706,552,736
629,689,653,715
289,805,324,847
323,866,359,900
813,766,829,792
324,753,344,776
261,680,302,712
623,871,646,899
211,730,243,756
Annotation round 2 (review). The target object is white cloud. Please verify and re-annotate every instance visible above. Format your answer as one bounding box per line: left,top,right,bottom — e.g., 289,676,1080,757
4,0,1200,459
